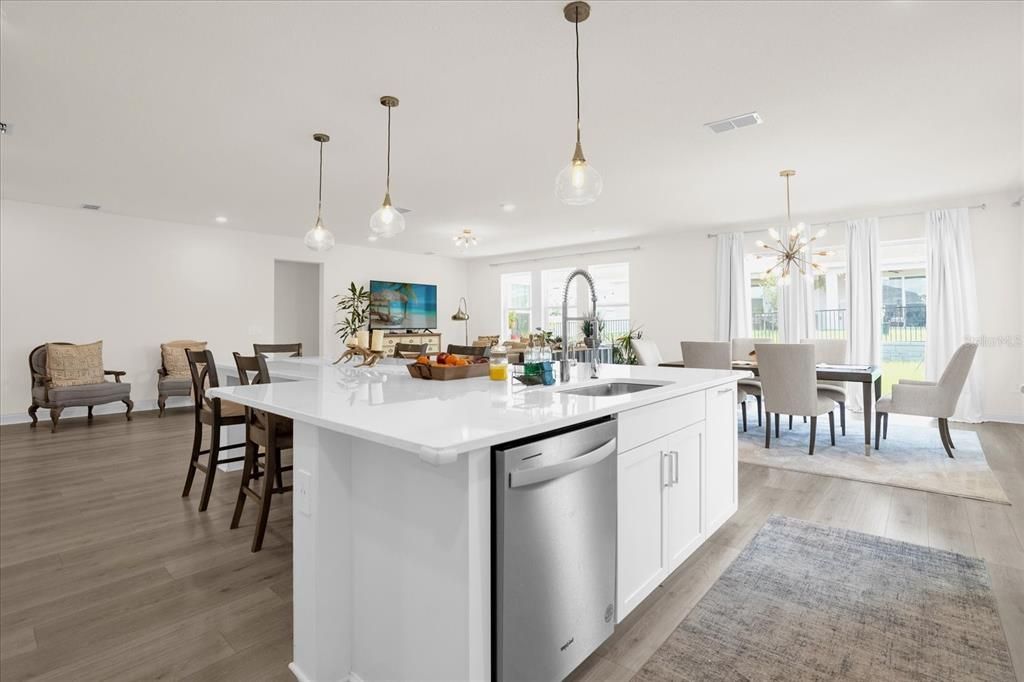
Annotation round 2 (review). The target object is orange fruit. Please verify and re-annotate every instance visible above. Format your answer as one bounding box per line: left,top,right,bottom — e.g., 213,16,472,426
416,355,430,365
445,355,460,366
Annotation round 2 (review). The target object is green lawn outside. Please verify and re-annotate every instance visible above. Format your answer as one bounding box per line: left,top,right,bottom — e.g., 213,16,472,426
880,359,926,396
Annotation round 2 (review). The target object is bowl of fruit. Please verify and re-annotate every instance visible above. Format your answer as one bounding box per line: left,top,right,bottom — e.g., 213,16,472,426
406,352,490,380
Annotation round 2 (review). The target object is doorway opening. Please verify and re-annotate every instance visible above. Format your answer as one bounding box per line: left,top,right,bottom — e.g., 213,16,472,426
274,260,323,356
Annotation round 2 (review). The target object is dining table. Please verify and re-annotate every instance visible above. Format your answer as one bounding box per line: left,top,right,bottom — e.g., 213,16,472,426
659,360,883,455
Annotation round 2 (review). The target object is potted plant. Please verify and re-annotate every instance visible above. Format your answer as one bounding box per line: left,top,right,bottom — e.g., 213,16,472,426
580,315,605,348
613,326,644,365
334,282,371,341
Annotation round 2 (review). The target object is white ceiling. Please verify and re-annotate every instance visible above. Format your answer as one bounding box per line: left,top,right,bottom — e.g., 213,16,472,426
1,1,1021,258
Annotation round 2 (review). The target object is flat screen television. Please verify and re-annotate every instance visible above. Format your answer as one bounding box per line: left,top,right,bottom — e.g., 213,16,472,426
368,280,438,330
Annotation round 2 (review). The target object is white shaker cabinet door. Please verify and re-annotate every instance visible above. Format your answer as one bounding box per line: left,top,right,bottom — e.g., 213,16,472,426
664,422,705,573
616,437,669,622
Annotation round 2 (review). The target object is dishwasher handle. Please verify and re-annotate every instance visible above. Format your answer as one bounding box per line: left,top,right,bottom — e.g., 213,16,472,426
509,438,617,488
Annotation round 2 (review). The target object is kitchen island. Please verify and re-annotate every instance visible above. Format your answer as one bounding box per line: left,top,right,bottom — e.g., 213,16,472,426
210,360,742,682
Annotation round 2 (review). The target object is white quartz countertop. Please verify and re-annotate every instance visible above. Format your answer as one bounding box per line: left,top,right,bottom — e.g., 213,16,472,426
209,358,744,464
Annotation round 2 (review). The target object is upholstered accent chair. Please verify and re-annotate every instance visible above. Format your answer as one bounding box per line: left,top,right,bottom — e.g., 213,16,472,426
756,343,837,455
874,343,978,458
801,337,848,436
681,341,749,431
631,339,663,366
731,337,766,426
29,342,132,433
158,340,206,417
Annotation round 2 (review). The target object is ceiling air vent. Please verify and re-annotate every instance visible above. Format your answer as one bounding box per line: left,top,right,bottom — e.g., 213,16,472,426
704,111,762,134
81,204,101,210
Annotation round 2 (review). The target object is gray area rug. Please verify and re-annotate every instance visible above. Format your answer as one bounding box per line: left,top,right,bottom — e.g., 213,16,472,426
635,515,1016,682
737,413,1010,504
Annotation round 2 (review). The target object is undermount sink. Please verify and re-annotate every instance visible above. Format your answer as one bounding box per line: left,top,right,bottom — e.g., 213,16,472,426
558,381,666,397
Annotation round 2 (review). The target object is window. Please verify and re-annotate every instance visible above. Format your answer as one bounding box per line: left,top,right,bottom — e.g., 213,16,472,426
588,262,630,343
747,247,846,340
541,268,578,336
880,239,927,394
497,262,631,347
500,272,532,341
812,249,846,339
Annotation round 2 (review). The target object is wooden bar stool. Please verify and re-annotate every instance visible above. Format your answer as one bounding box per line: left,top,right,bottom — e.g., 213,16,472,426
252,343,302,358
231,353,293,552
182,349,248,511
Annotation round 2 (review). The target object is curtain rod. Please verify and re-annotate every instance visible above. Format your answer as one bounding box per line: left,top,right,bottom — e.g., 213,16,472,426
705,203,987,239
487,245,641,268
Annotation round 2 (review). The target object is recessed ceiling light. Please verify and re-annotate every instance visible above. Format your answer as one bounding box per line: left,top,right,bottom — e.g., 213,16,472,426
215,216,228,224
500,203,516,212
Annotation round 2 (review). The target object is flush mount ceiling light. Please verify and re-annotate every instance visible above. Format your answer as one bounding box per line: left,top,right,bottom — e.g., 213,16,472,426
304,133,335,252
755,169,832,285
215,216,228,224
369,96,406,238
555,1,602,206
453,229,478,249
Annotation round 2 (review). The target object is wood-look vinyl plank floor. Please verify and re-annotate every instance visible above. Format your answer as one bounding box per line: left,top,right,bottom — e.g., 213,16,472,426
1,411,1021,681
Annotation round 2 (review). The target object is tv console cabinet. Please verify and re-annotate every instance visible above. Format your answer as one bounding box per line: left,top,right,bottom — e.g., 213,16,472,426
381,332,442,355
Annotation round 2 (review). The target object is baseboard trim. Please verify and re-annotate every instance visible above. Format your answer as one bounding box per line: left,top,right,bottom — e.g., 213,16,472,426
0,396,192,426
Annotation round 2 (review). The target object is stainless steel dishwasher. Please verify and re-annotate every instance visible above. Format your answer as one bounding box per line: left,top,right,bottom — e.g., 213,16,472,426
493,418,617,682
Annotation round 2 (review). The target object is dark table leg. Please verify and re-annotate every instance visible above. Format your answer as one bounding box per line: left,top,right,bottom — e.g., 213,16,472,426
862,380,873,456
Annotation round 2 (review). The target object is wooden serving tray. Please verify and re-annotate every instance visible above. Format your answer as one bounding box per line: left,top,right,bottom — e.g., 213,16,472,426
406,362,490,381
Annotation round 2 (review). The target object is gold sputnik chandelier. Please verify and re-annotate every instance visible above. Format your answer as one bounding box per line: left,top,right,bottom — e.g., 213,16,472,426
755,169,832,284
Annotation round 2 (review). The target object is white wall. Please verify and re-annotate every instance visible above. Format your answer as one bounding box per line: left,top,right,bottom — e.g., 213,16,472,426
0,200,470,420
275,260,321,355
466,190,1024,422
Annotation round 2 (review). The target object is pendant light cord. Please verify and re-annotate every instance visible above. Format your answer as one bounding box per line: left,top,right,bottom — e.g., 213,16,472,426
317,139,324,220
575,5,581,144
386,105,392,194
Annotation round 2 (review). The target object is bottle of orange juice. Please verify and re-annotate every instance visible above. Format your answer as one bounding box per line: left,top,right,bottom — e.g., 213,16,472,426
489,348,509,381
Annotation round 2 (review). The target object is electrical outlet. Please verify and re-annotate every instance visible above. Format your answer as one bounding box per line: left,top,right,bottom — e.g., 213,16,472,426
295,469,312,516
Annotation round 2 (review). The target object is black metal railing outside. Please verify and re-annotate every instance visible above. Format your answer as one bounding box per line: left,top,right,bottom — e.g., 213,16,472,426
750,304,926,342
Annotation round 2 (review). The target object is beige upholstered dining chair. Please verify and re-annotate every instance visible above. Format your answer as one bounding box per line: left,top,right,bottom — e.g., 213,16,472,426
756,343,837,455
631,339,663,366
874,343,978,458
681,341,749,431
801,337,848,436
732,337,767,426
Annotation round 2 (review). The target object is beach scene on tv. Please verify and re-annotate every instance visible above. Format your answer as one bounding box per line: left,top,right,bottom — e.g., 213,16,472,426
368,280,438,330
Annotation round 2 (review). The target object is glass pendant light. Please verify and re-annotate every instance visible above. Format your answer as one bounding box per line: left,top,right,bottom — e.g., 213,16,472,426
304,133,335,252
369,96,406,238
556,1,602,205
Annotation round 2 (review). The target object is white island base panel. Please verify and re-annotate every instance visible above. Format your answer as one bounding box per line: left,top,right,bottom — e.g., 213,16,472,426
290,422,491,682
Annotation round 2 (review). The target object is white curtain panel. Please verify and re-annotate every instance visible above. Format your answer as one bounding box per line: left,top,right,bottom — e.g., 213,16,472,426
926,208,982,422
777,273,814,343
845,218,881,412
714,232,751,341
